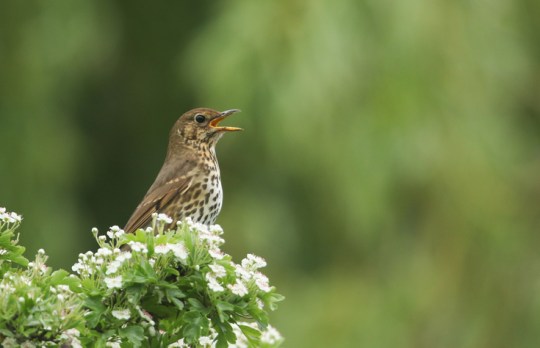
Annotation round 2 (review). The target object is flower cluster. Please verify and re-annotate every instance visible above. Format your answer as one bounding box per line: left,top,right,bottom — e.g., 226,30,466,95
0,208,284,347
0,233,83,347
169,321,282,347
0,207,22,225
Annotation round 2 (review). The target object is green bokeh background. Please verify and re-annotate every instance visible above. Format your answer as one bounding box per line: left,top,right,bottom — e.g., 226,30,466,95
1,1,539,347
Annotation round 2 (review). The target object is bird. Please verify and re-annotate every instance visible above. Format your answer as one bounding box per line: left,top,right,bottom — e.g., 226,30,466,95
124,108,242,234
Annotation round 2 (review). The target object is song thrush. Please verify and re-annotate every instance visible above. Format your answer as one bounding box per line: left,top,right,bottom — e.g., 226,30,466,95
124,108,242,233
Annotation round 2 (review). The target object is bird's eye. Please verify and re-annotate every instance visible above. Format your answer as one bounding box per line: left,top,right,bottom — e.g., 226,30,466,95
194,114,206,124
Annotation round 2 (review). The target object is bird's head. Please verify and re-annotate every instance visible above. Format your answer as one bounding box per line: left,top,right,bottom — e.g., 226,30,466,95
170,108,242,149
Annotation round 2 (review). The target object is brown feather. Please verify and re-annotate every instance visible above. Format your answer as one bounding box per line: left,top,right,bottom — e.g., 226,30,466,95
124,176,193,234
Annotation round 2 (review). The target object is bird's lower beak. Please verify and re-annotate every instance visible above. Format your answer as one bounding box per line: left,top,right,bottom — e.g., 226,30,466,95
209,109,243,132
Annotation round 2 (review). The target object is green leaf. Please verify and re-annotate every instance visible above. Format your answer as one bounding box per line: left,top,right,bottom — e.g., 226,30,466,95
163,266,180,277
61,275,82,291
139,259,157,281
170,296,184,310
182,310,208,343
216,301,234,322
239,324,261,345
119,325,145,347
8,252,29,267
213,320,236,345
187,298,205,311
125,283,145,303
49,269,69,285
146,230,155,257
166,288,186,310
84,296,106,328
165,288,186,299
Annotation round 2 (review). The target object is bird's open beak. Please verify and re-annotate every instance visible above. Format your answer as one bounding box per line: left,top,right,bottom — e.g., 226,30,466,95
209,109,243,132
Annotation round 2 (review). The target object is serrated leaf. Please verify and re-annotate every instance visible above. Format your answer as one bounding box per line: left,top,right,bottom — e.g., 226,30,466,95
216,301,234,322
239,324,261,344
163,266,180,277
125,283,145,303
84,296,106,313
187,298,205,310
216,301,234,312
139,260,157,281
182,310,208,343
9,253,29,267
165,288,186,299
119,325,145,347
170,296,184,310
49,269,69,285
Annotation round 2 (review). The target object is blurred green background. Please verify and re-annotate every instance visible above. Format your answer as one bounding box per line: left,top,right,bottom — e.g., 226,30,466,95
1,1,539,347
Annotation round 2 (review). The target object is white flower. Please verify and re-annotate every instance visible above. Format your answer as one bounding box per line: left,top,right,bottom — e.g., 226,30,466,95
157,213,173,224
199,232,224,246
94,257,104,265
209,224,224,235
128,241,148,253
168,338,188,347
104,276,123,289
57,285,71,292
60,329,82,348
183,216,194,225
199,336,213,346
64,328,80,337
7,212,22,223
205,273,224,292
38,249,45,255
112,309,131,320
154,244,169,254
106,260,122,275
2,337,18,348
169,243,188,261
0,248,7,255
153,241,188,260
253,272,271,292
118,252,132,261
71,262,82,273
209,264,227,278
241,254,267,270
227,281,248,297
57,294,65,301
107,231,115,239
60,328,82,347
96,247,113,257
106,341,121,348
234,264,252,281
256,298,264,309
261,325,282,344
208,248,224,260
99,235,107,241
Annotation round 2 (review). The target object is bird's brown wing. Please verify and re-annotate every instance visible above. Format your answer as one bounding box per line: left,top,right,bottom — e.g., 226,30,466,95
123,176,193,234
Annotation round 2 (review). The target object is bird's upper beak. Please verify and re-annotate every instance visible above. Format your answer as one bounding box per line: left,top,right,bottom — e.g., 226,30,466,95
209,109,243,132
